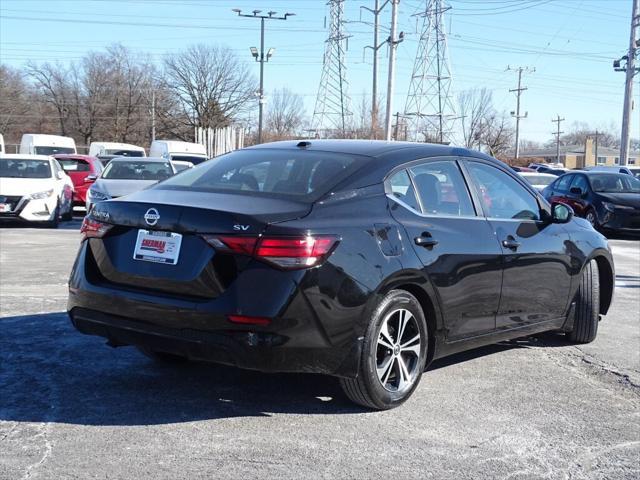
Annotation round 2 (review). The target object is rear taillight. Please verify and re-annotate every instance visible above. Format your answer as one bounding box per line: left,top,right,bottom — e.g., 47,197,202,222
202,235,339,269
80,217,113,241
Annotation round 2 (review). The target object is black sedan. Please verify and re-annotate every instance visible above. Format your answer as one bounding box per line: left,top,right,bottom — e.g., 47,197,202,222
542,171,640,235
68,141,615,410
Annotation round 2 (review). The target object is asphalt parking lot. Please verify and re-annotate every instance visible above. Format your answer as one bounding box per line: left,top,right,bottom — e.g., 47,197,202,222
0,220,638,480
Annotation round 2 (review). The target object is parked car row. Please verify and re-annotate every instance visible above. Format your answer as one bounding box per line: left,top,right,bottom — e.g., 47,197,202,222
516,164,640,235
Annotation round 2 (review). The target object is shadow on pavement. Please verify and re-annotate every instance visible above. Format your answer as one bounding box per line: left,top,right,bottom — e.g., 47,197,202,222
0,312,568,425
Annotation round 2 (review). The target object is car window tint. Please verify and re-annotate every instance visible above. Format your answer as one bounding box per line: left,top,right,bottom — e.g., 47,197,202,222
570,174,589,192
467,162,541,221
409,161,475,217
555,174,573,192
158,149,364,202
388,170,420,211
58,159,90,172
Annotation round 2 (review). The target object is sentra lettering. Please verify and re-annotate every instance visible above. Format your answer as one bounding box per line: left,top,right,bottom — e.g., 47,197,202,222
140,238,166,254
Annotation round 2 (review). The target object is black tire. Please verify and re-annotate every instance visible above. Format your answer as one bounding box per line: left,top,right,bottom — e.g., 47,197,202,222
46,203,60,229
340,289,429,410
136,346,189,364
567,260,600,344
585,209,599,230
61,201,73,221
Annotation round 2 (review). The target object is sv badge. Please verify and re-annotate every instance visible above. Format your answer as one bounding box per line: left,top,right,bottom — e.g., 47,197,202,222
233,224,250,231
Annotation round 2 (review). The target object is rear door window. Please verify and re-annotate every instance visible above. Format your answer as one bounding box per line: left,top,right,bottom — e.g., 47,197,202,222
570,174,589,193
409,160,475,217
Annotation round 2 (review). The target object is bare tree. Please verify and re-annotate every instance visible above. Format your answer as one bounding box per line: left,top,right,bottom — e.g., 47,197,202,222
555,121,619,148
484,112,515,159
457,88,493,148
163,44,257,131
0,65,31,137
27,61,72,135
264,88,305,140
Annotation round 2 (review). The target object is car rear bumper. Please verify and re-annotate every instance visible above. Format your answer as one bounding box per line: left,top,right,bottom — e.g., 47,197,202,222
68,306,360,376
67,241,364,377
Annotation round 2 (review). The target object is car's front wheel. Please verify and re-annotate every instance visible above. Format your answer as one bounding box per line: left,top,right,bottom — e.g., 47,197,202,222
340,290,429,410
585,209,599,230
567,260,600,343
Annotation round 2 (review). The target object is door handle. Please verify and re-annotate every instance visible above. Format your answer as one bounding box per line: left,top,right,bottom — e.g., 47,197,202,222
414,234,438,248
502,236,521,250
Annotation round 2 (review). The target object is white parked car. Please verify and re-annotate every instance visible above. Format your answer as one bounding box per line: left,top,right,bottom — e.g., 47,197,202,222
517,172,557,192
149,140,207,171
88,142,146,159
0,133,5,153
19,134,77,155
86,157,176,211
0,154,74,227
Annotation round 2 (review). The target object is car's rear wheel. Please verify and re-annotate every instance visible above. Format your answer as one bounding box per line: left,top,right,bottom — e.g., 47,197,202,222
340,289,429,410
567,260,600,343
136,346,190,364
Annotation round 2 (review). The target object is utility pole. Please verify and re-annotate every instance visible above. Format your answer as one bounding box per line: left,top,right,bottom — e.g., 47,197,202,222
551,115,564,164
615,0,639,165
508,66,534,159
233,9,295,144
362,0,390,138
150,89,156,142
384,0,402,141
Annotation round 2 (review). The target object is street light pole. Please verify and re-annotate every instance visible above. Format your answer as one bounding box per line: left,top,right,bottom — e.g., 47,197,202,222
233,9,295,144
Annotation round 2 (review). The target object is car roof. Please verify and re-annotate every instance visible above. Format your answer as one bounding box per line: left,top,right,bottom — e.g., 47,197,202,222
248,139,488,158
519,171,556,177
108,156,167,163
53,154,99,161
0,153,53,161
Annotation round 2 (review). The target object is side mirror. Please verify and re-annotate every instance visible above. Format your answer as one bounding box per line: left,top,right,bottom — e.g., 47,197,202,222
84,175,97,183
552,203,573,224
569,186,583,196
56,171,65,180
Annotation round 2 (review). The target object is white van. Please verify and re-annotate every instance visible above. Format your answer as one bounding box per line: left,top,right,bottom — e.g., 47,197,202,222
20,134,77,155
89,142,146,158
0,134,5,153
149,140,207,171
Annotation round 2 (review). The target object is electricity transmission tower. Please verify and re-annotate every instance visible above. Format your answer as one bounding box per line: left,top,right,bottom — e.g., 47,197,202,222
312,0,352,137
403,0,456,143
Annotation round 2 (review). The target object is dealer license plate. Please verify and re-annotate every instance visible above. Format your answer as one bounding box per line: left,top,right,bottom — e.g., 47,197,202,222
133,229,182,265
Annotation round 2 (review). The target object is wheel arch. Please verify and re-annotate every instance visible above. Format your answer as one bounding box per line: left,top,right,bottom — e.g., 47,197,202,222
372,270,443,367
591,253,614,315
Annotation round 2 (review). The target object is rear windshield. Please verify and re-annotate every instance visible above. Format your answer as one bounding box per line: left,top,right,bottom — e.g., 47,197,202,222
523,174,554,186
102,161,173,181
58,158,91,172
156,149,364,201
105,149,144,157
34,146,74,155
171,155,207,165
0,159,52,178
590,174,640,193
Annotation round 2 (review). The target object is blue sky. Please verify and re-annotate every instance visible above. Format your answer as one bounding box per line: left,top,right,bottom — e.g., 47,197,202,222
0,0,637,144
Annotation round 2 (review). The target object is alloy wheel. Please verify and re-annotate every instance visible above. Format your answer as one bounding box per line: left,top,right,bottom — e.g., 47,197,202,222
376,308,422,393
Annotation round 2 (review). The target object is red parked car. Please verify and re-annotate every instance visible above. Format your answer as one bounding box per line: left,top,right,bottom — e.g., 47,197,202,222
54,155,103,207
